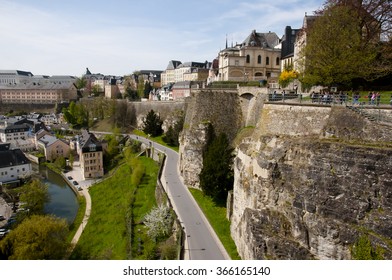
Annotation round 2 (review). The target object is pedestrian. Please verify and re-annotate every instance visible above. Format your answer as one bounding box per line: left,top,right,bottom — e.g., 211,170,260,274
376,92,381,106
371,92,376,105
368,92,372,105
390,95,392,107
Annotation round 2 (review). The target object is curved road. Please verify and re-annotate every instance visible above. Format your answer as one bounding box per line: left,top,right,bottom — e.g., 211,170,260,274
130,135,230,260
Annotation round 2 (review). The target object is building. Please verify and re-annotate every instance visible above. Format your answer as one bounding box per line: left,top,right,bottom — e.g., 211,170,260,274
217,30,281,85
293,14,318,75
37,134,70,161
161,60,182,85
280,26,301,71
0,143,32,184
171,81,192,100
0,81,78,104
76,130,104,179
0,117,47,151
161,60,210,85
0,70,33,86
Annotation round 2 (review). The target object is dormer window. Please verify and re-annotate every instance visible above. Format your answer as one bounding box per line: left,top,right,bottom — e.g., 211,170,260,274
89,144,96,152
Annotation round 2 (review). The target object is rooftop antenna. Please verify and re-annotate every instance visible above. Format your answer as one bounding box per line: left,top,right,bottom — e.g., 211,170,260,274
225,34,228,49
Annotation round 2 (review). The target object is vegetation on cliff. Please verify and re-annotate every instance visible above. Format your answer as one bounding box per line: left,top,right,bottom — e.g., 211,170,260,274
199,128,234,205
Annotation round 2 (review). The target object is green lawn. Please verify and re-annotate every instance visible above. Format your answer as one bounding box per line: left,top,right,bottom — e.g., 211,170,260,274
189,188,241,260
69,156,159,260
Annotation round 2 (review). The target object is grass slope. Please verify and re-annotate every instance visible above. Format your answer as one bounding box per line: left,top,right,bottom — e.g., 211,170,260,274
69,156,158,260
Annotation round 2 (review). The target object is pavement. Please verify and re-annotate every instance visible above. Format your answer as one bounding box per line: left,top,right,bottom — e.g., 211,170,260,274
62,160,95,255
129,134,230,260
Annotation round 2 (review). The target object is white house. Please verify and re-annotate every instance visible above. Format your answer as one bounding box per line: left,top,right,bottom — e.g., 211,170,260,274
0,143,32,184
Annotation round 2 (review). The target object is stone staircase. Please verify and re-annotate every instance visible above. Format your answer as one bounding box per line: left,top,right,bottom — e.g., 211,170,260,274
346,105,392,132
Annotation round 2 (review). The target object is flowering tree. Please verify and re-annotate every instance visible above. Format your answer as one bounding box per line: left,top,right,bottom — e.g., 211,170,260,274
143,205,173,241
278,69,298,89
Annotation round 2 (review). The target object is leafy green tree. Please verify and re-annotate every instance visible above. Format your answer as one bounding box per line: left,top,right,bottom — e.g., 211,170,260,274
53,155,66,170
144,82,153,99
301,1,391,87
143,110,163,137
199,132,234,204
0,215,69,260
19,179,50,215
163,112,184,147
75,77,87,90
137,76,145,99
301,4,378,87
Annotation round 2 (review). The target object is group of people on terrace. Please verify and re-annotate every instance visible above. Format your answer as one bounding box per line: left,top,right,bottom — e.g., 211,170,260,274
310,90,388,106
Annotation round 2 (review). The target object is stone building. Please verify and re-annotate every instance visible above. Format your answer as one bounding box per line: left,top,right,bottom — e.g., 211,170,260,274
37,134,70,161
76,130,104,179
217,30,281,85
0,143,32,184
0,81,77,104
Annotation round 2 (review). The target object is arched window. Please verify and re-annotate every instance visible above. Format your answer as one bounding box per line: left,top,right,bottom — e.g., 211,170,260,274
257,55,262,64
276,57,280,65
246,55,250,63
266,57,270,65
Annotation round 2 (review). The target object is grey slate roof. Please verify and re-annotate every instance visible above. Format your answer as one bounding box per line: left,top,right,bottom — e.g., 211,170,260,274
0,80,75,90
242,30,280,49
0,148,30,168
166,60,182,70
78,130,103,153
37,134,61,147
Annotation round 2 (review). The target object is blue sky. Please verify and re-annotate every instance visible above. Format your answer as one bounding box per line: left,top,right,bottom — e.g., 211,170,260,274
0,0,324,76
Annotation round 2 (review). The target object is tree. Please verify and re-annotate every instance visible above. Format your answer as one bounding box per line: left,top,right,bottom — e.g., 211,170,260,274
301,1,392,87
143,110,163,137
162,114,184,147
19,179,50,215
143,205,173,241
199,132,234,204
75,77,87,90
0,215,69,260
279,69,299,89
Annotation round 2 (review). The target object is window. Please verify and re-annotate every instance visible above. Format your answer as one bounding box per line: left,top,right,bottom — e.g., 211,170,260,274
257,55,262,64
266,57,270,65
246,55,250,63
276,57,280,66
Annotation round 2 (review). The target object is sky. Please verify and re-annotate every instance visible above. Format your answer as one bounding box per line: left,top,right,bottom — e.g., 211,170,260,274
0,0,325,77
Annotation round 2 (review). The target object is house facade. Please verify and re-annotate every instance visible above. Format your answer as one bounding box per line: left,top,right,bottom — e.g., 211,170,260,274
161,61,210,85
37,134,70,161
280,26,301,71
0,143,32,184
171,81,192,100
76,130,104,179
217,30,281,85
0,82,78,104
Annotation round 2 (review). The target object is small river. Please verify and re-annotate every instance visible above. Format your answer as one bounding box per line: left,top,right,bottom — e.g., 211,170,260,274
33,164,79,223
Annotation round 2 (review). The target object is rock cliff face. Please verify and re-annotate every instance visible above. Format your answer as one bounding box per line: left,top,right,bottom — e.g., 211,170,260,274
178,89,392,259
231,105,392,259
179,90,244,188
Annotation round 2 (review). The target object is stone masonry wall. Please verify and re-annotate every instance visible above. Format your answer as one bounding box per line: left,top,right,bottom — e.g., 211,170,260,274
231,104,392,259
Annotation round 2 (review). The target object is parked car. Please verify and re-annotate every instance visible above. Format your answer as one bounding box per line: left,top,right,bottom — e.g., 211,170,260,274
72,181,79,185
0,215,5,221
67,176,73,180
77,187,82,191
0,228,10,239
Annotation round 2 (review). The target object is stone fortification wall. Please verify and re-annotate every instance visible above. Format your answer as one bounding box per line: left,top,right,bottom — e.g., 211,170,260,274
231,104,392,260
179,90,243,188
132,100,186,129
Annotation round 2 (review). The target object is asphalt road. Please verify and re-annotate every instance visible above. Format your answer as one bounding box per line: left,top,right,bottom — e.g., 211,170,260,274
129,135,230,260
